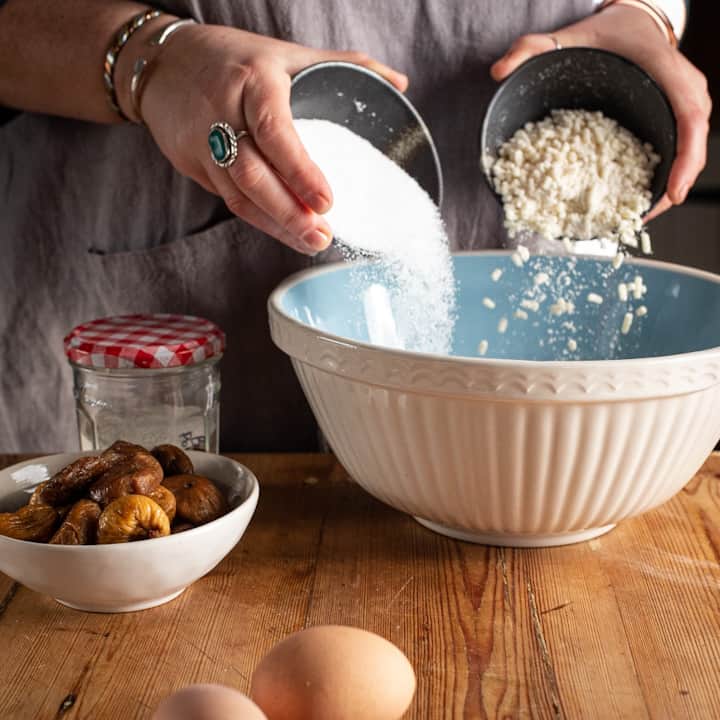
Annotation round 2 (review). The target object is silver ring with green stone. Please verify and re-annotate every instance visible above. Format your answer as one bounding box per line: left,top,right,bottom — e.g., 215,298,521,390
208,122,250,168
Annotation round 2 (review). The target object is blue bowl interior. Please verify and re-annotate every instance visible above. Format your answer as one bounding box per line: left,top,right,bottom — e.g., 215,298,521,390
279,255,720,362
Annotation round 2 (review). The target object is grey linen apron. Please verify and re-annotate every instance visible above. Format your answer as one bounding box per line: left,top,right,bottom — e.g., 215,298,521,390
0,0,592,452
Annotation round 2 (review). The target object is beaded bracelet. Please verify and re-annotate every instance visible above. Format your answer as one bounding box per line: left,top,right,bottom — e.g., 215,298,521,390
103,8,163,120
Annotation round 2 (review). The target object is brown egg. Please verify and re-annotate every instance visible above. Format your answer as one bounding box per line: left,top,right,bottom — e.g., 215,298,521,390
250,625,416,720
152,684,267,720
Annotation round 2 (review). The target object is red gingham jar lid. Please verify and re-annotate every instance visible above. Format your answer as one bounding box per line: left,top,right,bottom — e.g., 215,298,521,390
64,314,226,370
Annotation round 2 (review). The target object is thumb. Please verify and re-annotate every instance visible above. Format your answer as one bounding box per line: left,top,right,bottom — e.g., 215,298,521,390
313,49,409,92
490,33,560,81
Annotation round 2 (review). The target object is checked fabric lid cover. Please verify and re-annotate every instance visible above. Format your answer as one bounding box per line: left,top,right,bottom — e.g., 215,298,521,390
64,314,226,369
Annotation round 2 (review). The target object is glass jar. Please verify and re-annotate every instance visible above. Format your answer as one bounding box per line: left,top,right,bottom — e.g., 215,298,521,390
64,314,225,452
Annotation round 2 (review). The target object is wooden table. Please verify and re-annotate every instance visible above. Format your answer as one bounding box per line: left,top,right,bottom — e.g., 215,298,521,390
1,453,719,719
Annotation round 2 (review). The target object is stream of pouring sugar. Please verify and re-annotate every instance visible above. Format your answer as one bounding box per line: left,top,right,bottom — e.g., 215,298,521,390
294,118,456,355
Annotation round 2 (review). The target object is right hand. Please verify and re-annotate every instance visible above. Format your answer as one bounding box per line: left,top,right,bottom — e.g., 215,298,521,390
135,23,408,255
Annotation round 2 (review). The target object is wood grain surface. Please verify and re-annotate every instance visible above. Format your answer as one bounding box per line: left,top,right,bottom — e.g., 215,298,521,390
0,452,719,719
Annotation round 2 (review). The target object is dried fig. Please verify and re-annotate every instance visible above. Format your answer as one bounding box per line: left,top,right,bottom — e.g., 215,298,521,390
49,499,102,545
146,485,176,523
89,450,163,506
31,455,115,507
97,495,170,544
103,440,147,457
163,474,228,525
28,481,49,506
0,505,58,542
151,444,194,476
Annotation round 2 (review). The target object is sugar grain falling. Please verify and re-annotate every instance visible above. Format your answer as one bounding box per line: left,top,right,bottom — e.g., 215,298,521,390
295,119,455,354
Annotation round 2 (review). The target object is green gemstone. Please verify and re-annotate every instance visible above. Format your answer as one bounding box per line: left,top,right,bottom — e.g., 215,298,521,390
209,128,229,162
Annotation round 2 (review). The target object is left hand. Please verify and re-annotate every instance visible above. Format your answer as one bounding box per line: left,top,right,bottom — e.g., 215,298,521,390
490,4,711,221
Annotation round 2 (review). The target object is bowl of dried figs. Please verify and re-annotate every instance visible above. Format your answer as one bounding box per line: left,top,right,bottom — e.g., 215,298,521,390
0,442,259,612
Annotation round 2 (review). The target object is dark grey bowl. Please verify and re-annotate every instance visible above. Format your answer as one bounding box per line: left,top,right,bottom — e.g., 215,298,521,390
480,47,676,210
291,61,443,206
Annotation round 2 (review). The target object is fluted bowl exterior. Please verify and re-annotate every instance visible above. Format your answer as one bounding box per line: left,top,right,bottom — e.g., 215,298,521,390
269,253,720,546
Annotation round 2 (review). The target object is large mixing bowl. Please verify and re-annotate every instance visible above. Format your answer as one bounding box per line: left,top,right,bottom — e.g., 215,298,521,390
269,252,720,547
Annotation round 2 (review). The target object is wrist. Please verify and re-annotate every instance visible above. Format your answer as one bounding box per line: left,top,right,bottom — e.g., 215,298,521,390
113,12,175,122
576,3,673,58
594,3,672,47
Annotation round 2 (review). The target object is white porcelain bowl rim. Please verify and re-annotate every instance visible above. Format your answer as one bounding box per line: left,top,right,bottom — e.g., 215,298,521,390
0,451,259,552
268,251,720,401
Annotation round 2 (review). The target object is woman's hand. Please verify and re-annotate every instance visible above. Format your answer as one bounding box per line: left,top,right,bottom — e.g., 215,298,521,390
133,24,407,254
490,4,711,221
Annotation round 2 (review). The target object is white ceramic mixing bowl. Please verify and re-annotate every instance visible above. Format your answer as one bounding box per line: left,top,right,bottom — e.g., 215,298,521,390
269,252,720,547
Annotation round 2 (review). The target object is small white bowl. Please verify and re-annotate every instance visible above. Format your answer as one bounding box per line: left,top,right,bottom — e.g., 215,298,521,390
0,452,259,612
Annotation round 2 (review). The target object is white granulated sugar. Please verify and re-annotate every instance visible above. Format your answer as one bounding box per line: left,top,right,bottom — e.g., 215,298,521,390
517,244,530,262
478,340,489,356
362,284,402,349
511,252,524,267
520,299,540,312
618,283,628,302
587,293,603,305
295,118,455,354
491,268,503,282
498,317,508,334
490,109,660,248
483,297,496,309
514,309,529,320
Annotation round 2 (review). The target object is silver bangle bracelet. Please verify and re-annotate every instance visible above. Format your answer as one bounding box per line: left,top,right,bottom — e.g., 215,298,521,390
129,18,198,124
103,8,163,120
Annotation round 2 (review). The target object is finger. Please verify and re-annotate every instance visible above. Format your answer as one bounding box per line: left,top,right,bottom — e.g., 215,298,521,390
490,34,557,81
190,168,218,196
208,161,323,255
243,67,334,214
243,65,339,214
318,50,408,91
643,194,672,223
666,105,709,204
225,136,333,252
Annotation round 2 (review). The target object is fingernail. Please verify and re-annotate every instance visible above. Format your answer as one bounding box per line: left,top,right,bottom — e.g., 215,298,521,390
306,192,331,214
295,244,318,257
302,229,332,252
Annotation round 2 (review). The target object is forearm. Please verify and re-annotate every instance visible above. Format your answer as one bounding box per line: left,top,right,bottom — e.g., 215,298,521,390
0,0,170,122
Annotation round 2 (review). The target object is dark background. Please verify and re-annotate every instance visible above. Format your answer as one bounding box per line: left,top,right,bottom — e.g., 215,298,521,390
651,2,720,270
683,2,718,130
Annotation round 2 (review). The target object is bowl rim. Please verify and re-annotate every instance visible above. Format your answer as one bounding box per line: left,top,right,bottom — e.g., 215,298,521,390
268,250,720,370
479,46,677,210
291,59,444,207
0,451,259,551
